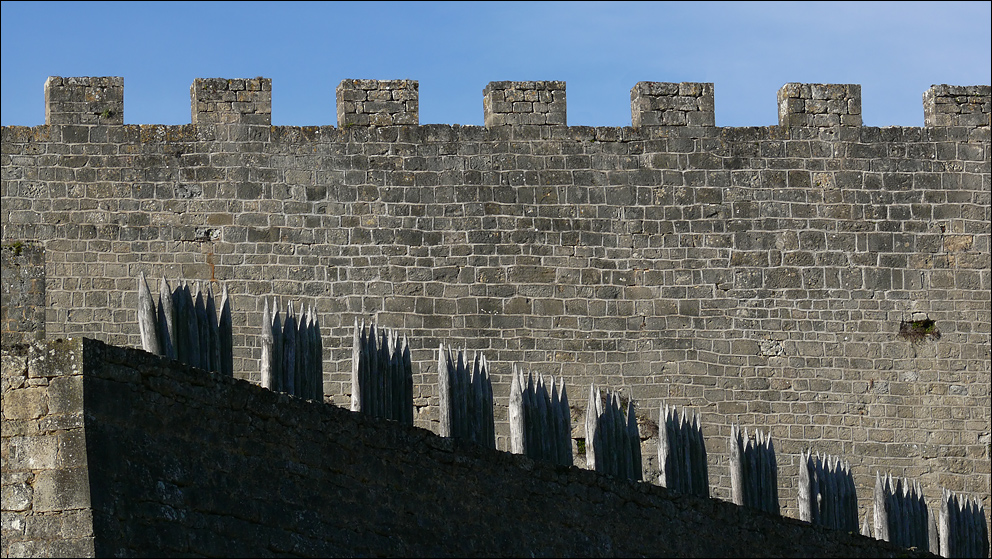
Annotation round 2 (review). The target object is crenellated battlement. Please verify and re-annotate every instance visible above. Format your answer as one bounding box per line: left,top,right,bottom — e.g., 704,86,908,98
38,76,992,129
3,74,990,554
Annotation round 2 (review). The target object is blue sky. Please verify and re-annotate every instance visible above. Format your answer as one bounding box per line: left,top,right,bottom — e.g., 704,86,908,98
2,1,989,128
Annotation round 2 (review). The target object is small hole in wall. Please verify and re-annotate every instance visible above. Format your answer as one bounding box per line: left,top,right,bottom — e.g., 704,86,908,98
575,438,586,455
898,319,941,343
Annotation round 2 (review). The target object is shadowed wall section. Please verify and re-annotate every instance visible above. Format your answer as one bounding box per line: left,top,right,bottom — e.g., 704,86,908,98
1,338,937,557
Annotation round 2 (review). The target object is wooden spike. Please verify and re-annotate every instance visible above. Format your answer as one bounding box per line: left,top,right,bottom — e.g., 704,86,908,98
205,286,221,374
351,318,362,412
584,384,598,470
137,272,161,355
157,277,176,359
282,307,297,396
218,284,233,377
509,365,525,455
260,298,274,389
438,344,452,437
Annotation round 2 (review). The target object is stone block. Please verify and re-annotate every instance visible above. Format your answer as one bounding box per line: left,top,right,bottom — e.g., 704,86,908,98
47,376,83,415
632,82,714,129
33,467,90,511
7,540,50,558
1,482,32,511
49,538,95,558
2,388,47,420
6,435,58,470
56,430,87,468
1,510,26,535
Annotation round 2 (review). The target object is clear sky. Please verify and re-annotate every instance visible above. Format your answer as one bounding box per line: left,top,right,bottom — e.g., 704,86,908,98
1,1,989,128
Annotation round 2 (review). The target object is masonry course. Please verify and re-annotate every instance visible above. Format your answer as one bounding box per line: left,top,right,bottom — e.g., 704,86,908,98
1,76,989,553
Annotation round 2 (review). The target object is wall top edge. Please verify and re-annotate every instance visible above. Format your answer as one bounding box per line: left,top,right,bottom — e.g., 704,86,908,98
2,122,989,146
32,76,992,131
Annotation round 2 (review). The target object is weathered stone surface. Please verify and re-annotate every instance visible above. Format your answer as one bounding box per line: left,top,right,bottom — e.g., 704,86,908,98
2,388,47,420
1,77,989,544
47,376,82,415
1,481,32,510
33,467,91,511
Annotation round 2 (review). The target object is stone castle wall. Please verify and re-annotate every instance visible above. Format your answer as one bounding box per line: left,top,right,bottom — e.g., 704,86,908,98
0,242,46,347
1,338,935,557
1,77,989,535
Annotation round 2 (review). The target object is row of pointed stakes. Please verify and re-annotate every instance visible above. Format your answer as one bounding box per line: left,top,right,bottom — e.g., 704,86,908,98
350,319,414,424
730,424,780,515
798,451,859,532
137,273,233,376
938,488,990,559
509,367,573,466
134,290,989,557
873,474,932,551
585,384,641,481
260,298,323,400
867,473,991,557
658,405,709,498
361,327,989,558
438,345,496,449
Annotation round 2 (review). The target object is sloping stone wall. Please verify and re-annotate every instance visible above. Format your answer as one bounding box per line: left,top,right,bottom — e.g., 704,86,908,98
2,338,935,558
1,340,93,557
